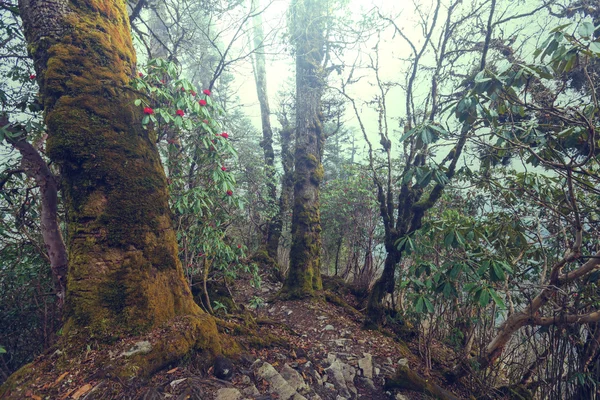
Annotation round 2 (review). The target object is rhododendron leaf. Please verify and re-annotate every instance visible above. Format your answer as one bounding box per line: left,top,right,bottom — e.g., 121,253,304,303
578,22,594,38
489,289,505,309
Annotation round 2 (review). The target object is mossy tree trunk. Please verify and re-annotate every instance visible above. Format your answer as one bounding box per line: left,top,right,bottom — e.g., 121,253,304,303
18,0,214,345
280,0,326,299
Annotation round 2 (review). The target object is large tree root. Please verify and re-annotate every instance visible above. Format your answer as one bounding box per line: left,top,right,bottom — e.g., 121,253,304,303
0,314,235,399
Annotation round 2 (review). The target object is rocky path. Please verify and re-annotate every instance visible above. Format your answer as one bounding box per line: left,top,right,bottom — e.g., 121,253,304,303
203,280,420,400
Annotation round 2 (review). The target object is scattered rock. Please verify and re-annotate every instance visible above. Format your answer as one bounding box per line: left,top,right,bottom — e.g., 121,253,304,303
358,353,373,379
281,364,309,393
358,376,376,390
253,360,307,400
121,341,152,357
324,325,335,331
242,384,260,397
395,394,409,400
214,388,243,400
324,355,356,399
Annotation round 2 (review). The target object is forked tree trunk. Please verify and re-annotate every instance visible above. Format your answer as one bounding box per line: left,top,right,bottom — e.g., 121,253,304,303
281,0,326,299
17,0,218,348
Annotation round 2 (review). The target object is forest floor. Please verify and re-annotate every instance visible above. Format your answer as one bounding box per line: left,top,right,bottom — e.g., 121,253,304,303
151,274,464,400
3,273,466,400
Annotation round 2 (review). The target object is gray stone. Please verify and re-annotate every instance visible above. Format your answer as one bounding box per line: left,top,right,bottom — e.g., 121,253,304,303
281,364,309,393
358,376,375,390
214,388,242,400
242,384,260,397
358,353,373,379
324,325,335,331
253,361,307,400
374,367,380,376
121,341,152,357
397,358,409,368
325,358,357,399
324,383,336,390
395,394,409,400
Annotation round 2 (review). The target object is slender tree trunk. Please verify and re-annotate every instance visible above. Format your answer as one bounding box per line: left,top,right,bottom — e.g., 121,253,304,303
17,0,218,349
11,137,68,307
281,0,326,298
0,114,69,310
251,0,278,261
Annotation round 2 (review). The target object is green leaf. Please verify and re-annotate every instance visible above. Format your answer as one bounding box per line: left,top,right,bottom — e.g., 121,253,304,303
489,288,505,309
424,297,435,313
491,261,506,282
134,99,142,106
421,127,435,144
590,42,600,54
455,230,466,247
479,288,490,307
579,22,595,38
444,231,455,248
415,296,424,313
399,127,417,143
427,124,448,137
0,345,6,354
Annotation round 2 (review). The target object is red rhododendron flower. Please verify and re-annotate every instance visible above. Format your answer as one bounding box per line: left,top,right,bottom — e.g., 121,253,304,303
143,107,154,115
203,89,211,96
221,132,229,139
29,74,36,79
190,90,196,96
199,99,207,106
202,119,209,124
180,87,186,92
138,72,143,77
226,190,233,196
237,244,241,249
160,79,165,84
221,166,227,171
176,109,184,117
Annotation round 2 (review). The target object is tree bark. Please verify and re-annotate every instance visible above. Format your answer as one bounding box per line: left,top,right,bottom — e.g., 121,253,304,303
281,0,326,298
251,0,278,261
17,0,217,346
12,137,67,306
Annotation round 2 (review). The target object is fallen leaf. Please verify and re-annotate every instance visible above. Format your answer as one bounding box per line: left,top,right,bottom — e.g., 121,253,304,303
59,388,76,400
167,367,178,374
53,372,69,387
71,383,92,399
